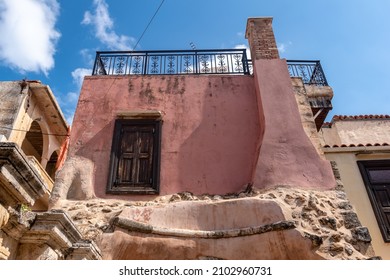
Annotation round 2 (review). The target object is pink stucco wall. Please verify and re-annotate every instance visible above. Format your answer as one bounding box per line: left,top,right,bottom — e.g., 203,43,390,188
252,59,336,189
69,75,260,198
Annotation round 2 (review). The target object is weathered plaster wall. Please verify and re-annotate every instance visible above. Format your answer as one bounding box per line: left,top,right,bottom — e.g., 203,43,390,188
65,75,260,199
251,59,335,190
321,119,390,146
0,81,25,139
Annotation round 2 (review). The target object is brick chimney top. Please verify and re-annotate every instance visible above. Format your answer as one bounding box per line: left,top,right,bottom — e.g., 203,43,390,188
245,17,279,60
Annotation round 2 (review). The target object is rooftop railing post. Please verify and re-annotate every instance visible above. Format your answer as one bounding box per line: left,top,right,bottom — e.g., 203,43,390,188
315,60,328,86
195,50,198,74
92,52,98,75
242,49,249,75
143,52,148,75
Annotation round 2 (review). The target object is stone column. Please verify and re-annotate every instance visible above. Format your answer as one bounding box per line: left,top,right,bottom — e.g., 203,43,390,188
0,204,10,259
246,17,336,190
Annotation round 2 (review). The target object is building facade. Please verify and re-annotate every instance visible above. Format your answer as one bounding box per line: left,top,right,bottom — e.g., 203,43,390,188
1,17,384,260
321,115,390,259
0,81,100,260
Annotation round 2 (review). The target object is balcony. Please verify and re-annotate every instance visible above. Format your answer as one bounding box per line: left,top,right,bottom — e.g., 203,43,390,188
92,49,251,76
288,60,332,130
92,49,328,85
287,60,328,86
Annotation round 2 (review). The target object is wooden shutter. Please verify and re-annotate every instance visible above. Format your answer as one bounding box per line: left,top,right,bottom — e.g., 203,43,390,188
107,119,161,194
358,160,390,242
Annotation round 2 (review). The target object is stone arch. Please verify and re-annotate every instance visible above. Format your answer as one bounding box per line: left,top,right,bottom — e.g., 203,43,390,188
45,150,59,180
21,120,43,162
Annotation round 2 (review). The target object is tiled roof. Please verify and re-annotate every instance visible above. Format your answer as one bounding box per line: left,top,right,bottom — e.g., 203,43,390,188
322,115,390,128
323,143,390,148
333,114,390,121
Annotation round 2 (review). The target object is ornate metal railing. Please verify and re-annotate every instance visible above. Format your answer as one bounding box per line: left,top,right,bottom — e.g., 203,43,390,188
92,49,250,76
287,60,328,86
91,50,328,86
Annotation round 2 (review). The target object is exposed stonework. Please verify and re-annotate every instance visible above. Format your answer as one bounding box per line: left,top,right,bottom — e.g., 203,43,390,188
0,142,50,206
1,208,101,260
291,77,328,157
49,155,96,208
0,81,26,139
0,204,10,259
55,186,377,260
0,204,9,228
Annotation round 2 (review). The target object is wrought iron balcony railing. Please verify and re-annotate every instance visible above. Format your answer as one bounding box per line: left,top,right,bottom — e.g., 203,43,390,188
91,49,328,86
92,49,250,76
287,60,328,86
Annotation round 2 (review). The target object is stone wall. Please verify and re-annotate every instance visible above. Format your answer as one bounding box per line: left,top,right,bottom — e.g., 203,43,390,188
54,183,377,260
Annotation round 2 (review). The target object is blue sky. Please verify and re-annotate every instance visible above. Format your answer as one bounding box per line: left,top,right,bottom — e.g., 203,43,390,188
0,0,389,124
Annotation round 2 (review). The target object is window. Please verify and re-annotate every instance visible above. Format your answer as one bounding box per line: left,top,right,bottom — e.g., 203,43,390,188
358,160,390,242
107,119,161,194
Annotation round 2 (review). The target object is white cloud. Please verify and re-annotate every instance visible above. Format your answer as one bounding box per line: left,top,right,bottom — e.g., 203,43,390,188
278,43,286,53
62,67,92,124
277,41,292,54
65,91,79,104
71,67,91,89
82,0,134,50
0,0,60,75
234,44,251,59
80,48,95,66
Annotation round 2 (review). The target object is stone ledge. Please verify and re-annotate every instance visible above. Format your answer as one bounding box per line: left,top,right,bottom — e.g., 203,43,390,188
113,217,295,239
20,210,83,249
0,142,49,206
66,240,102,260
10,210,102,260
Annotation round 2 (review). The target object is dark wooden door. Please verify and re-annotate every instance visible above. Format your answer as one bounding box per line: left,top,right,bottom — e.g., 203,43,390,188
107,119,161,194
116,125,154,187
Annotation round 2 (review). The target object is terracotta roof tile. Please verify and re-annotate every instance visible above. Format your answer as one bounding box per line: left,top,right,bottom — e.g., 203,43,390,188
324,143,390,148
332,114,390,121
321,114,390,129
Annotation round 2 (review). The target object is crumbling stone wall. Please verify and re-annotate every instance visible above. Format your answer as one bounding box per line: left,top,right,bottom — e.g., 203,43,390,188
55,183,377,259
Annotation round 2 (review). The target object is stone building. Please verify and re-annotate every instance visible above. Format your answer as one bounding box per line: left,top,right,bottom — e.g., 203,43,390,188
0,81,100,259
0,17,383,259
321,115,390,259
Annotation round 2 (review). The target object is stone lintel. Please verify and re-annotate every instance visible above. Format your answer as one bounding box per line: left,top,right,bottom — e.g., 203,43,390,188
116,110,163,120
18,210,101,260
66,240,102,260
0,143,49,207
20,210,82,249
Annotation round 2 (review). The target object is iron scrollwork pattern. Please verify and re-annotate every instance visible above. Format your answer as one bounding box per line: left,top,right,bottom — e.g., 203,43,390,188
93,49,251,76
114,56,126,75
216,54,227,73
150,56,160,74
287,60,328,86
